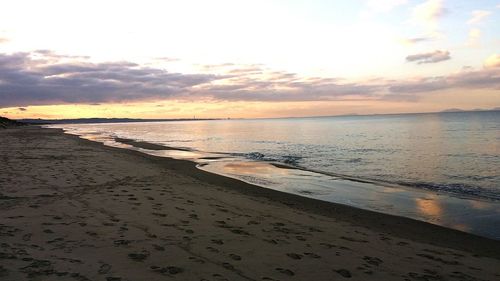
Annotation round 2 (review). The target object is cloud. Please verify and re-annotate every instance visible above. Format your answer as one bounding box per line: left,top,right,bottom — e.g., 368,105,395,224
484,54,500,68
33,49,91,60
153,57,180,62
362,0,408,17
406,50,451,64
0,50,499,107
412,0,447,23
0,51,384,107
467,28,481,46
400,37,433,45
408,0,448,39
389,67,500,94
467,10,491,25
0,38,8,44
18,107,27,111
0,52,220,107
465,10,491,48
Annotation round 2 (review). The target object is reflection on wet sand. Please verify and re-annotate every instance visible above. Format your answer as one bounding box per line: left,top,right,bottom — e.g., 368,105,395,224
222,162,291,176
149,149,205,160
469,200,495,211
207,161,500,239
415,196,443,218
451,223,471,233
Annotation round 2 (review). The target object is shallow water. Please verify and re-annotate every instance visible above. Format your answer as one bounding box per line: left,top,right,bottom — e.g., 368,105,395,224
49,111,500,239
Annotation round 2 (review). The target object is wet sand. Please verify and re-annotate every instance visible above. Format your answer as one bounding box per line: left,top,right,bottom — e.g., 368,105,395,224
1,126,499,281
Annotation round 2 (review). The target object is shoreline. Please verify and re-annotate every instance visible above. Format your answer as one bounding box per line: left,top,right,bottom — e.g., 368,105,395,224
96,132,500,241
63,127,500,257
1,126,499,280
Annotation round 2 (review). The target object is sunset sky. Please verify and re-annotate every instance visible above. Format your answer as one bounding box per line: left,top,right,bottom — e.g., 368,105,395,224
1,0,499,119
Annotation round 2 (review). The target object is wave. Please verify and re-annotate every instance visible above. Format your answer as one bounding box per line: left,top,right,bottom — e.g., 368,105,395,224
393,181,500,201
243,152,303,166
241,151,500,201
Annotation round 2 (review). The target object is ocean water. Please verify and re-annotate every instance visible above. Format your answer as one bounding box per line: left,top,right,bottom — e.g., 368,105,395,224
49,111,500,239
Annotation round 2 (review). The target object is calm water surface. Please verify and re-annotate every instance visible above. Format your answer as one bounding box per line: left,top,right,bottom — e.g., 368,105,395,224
50,111,500,239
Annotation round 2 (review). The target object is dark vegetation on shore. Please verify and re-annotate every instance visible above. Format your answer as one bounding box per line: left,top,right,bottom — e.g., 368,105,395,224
0,116,25,129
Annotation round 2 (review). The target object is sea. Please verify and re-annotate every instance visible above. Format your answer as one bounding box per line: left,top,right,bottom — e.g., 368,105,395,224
48,111,500,239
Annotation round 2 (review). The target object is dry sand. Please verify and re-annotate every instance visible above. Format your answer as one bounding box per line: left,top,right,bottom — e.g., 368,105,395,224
0,126,499,281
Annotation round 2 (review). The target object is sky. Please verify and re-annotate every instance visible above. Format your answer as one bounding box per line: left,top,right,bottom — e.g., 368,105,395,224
0,0,499,119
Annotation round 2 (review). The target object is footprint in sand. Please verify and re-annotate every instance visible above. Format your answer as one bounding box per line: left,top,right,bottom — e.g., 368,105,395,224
263,239,278,244
151,265,184,275
286,253,303,260
340,236,368,243
152,212,167,217
229,254,241,261
22,233,32,241
304,252,321,258
222,262,234,270
230,229,250,235
212,273,228,280
275,268,294,276
206,246,219,253
335,269,352,278
211,239,224,245
98,263,112,274
295,235,307,241
188,256,205,264
152,244,165,251
128,250,150,262
363,256,383,266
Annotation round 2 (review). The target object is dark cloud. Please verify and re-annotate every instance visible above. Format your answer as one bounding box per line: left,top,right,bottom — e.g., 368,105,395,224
405,37,433,44
0,52,219,107
449,68,500,89
406,50,451,64
388,68,500,94
0,51,386,107
18,107,27,111
0,50,499,107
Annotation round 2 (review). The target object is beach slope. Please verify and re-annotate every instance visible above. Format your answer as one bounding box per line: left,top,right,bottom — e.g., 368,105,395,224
0,127,499,280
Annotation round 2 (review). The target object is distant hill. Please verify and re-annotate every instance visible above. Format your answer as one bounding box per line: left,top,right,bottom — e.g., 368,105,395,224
0,116,25,129
441,108,500,113
18,118,219,125
441,108,466,113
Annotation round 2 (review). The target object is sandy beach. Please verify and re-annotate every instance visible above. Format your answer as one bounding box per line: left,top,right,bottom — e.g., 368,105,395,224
1,126,499,281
